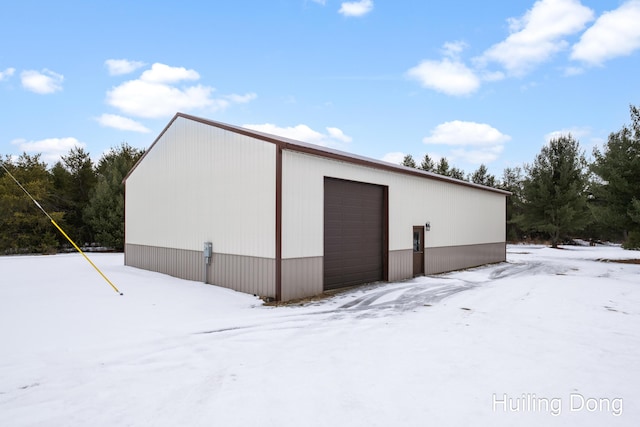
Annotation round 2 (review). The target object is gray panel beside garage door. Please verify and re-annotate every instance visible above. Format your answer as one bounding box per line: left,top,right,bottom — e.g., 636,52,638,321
324,177,384,290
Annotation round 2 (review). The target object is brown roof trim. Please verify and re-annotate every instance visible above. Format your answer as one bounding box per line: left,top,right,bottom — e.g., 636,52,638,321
124,112,511,196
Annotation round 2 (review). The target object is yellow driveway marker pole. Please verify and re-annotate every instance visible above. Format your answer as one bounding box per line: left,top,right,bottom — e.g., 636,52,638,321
1,161,122,295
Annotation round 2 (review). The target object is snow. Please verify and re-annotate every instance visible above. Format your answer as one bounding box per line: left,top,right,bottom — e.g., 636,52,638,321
1,245,639,426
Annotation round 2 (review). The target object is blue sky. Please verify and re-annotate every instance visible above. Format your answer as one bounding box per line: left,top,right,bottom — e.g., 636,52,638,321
1,0,639,178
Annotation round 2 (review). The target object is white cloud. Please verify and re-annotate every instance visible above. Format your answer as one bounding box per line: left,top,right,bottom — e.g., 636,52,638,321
0,67,15,81
225,93,257,104
406,58,480,96
326,127,353,143
243,123,352,148
544,126,590,143
11,137,85,164
424,121,511,146
442,41,468,58
422,121,510,166
96,114,151,133
449,146,505,165
339,0,373,17
381,152,406,164
478,0,594,75
571,0,640,65
480,70,506,82
139,63,200,83
105,59,146,76
563,66,584,76
20,69,64,94
105,63,255,119
107,80,215,118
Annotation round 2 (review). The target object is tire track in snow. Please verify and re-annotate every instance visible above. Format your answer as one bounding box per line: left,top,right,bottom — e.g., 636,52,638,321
195,259,572,337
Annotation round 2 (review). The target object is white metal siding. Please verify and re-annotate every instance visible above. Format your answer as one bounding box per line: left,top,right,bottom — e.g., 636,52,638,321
281,150,505,259
392,174,506,248
126,117,276,258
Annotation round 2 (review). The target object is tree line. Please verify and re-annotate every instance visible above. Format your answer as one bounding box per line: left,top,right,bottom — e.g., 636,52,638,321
0,143,144,254
400,105,640,250
1,105,639,254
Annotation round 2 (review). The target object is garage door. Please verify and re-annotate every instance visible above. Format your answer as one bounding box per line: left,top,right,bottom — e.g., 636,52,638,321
324,177,386,290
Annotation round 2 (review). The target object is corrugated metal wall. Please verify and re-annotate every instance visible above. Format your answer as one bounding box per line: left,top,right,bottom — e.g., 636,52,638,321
125,117,506,300
280,150,506,297
126,244,275,297
207,253,275,297
424,242,506,274
281,257,323,301
125,243,202,282
388,249,412,281
125,116,276,257
281,150,505,256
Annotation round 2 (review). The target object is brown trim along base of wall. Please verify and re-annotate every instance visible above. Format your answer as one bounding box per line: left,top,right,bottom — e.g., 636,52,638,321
388,249,413,281
424,242,506,275
281,256,323,301
125,244,276,298
124,242,506,301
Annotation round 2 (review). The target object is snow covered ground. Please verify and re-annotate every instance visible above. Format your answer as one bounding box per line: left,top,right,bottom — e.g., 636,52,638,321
1,245,639,426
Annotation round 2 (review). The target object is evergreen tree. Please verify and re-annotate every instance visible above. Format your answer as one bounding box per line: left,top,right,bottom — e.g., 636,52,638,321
0,154,62,253
515,135,591,248
51,147,97,245
84,143,144,250
419,154,435,172
590,105,640,249
470,164,496,187
449,167,466,181
499,166,525,242
401,154,417,168
435,157,450,176
432,157,466,180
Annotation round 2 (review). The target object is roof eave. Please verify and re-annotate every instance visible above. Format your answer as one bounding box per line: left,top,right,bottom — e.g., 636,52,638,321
124,112,511,196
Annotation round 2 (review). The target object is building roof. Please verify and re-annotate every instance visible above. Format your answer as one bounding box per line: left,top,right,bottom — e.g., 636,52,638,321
125,112,511,196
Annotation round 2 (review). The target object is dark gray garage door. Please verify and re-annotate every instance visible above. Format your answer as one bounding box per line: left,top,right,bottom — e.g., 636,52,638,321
324,177,385,290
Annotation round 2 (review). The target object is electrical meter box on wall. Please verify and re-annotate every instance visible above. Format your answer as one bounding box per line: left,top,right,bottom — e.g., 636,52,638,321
204,242,212,264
